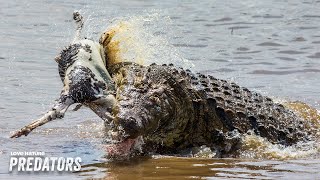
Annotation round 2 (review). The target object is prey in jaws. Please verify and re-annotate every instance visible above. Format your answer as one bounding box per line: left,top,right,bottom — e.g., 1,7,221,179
10,12,116,138
11,12,318,158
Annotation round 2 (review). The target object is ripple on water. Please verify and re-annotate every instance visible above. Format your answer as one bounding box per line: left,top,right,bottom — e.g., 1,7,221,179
299,27,318,30
257,42,285,47
237,47,250,51
292,37,307,42
230,62,275,66
228,26,252,30
302,15,320,18
208,59,230,62
172,44,208,48
249,69,320,75
234,50,261,54
232,56,253,60
32,23,49,27
252,15,284,18
213,68,235,73
213,17,233,22
277,57,296,61
204,21,262,27
300,46,313,50
193,19,207,22
307,52,320,59
278,50,306,54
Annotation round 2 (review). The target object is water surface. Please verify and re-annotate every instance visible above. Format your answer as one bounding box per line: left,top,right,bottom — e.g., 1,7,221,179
0,0,320,179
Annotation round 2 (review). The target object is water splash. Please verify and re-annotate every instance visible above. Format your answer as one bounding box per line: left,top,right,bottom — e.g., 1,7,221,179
239,101,320,160
100,11,194,69
240,133,319,160
284,101,320,129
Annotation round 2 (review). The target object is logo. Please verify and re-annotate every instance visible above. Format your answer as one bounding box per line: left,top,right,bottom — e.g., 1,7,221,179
9,152,81,172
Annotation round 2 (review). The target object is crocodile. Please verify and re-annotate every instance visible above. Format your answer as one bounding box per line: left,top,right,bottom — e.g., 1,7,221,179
11,12,318,158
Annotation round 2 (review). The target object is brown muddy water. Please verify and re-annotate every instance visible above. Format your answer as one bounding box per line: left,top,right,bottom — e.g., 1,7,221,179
1,0,320,179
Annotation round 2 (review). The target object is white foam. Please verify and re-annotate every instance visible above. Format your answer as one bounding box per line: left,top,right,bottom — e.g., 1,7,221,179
99,11,194,69
240,133,319,160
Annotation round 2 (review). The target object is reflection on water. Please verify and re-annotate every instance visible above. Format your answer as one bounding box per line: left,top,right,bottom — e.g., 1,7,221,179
1,0,320,179
78,157,320,179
